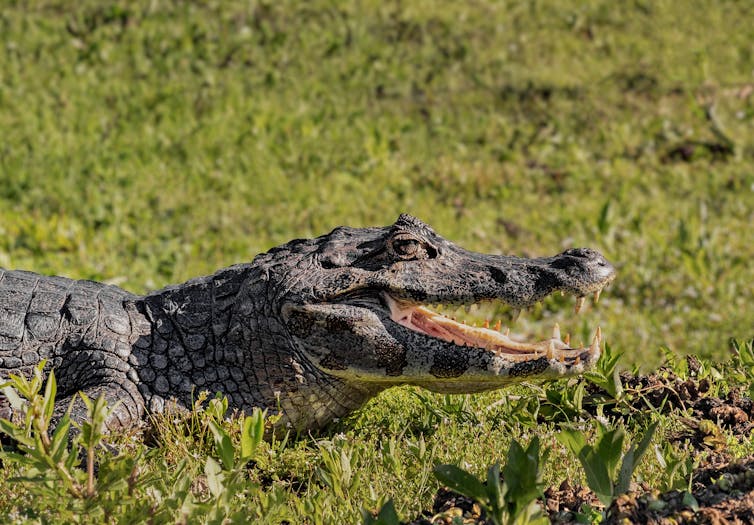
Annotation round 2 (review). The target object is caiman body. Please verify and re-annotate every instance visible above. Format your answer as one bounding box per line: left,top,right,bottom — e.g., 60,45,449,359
0,215,615,432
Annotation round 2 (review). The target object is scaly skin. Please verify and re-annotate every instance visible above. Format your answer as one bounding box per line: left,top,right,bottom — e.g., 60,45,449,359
0,215,615,432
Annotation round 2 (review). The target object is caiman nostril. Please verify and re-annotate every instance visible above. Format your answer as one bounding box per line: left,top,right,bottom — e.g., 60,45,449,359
563,248,598,259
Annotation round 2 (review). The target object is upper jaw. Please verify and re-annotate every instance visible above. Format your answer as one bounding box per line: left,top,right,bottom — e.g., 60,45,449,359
375,248,615,358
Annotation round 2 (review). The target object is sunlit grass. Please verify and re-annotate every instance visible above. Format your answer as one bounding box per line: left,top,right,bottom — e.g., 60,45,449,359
1,0,753,522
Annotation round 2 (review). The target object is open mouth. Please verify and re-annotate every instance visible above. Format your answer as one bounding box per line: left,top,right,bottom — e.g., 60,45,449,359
383,293,602,365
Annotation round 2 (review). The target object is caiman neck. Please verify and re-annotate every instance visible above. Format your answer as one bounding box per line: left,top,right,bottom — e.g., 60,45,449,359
133,264,382,432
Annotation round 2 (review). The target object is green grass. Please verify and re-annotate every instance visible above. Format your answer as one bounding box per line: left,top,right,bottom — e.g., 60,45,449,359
2,0,753,359
1,0,753,522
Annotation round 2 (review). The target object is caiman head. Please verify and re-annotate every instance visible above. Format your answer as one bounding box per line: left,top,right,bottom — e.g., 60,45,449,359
277,214,615,394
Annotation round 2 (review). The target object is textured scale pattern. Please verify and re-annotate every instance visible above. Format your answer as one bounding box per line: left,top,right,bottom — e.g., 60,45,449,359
0,215,615,433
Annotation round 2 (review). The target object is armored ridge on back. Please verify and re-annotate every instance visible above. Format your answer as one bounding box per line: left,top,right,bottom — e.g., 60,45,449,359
0,214,615,433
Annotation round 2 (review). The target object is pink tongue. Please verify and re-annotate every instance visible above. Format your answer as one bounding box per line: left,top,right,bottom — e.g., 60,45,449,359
411,313,463,343
408,308,546,354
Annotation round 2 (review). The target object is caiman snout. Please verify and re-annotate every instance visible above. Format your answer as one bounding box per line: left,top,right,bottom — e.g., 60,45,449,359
548,247,616,298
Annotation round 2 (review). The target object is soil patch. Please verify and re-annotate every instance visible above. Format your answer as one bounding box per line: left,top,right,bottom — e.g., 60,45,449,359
587,358,754,442
605,455,754,524
404,455,754,524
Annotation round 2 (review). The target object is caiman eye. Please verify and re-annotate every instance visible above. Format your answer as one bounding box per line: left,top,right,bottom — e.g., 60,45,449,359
389,235,436,260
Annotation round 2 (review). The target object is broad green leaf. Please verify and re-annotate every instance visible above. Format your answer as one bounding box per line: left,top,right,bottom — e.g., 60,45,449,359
376,499,400,524
240,408,265,460
682,491,699,511
556,428,587,457
485,462,504,519
578,447,613,506
207,395,229,421
504,437,544,517
594,424,625,479
204,457,225,498
208,420,235,470
361,499,401,525
433,464,487,504
49,414,72,463
0,418,34,447
617,421,658,494
616,447,636,495
78,393,112,448
1,385,26,411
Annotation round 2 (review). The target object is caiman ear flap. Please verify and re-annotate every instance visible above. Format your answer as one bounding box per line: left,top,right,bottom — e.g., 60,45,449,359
319,248,356,269
317,226,379,268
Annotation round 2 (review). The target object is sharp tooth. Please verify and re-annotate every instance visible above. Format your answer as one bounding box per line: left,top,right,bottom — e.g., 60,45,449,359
559,353,565,363
564,333,571,346
504,327,510,337
511,309,521,323
593,288,601,303
592,327,602,348
574,356,581,366
483,319,490,329
547,340,556,359
574,296,586,314
552,323,561,340
494,320,502,331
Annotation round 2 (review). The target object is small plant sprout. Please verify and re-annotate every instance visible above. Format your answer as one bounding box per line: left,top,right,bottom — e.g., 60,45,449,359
557,420,659,508
0,363,289,522
207,406,266,470
362,499,400,525
432,437,550,525
0,361,114,500
584,341,624,402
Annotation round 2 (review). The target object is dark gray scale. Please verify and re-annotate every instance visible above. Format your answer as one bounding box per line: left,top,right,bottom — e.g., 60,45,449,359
0,214,616,435
0,271,38,356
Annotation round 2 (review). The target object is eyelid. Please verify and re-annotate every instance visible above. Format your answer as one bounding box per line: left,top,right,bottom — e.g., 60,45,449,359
392,233,417,242
395,239,418,249
389,234,437,260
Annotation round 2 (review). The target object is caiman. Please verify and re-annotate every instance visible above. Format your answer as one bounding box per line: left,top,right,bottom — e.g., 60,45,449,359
0,214,615,432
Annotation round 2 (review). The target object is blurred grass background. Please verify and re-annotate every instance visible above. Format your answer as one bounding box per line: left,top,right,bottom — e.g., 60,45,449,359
1,0,752,364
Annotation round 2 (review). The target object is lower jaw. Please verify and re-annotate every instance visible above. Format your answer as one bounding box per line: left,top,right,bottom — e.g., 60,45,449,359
383,293,601,363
